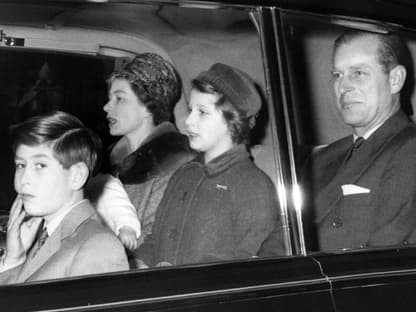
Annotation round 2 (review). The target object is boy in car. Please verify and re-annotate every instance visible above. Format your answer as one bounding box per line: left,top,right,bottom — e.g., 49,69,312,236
0,110,128,284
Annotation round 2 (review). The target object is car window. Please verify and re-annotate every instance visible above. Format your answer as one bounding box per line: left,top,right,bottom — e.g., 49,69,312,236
281,9,416,253
0,50,114,210
0,2,291,285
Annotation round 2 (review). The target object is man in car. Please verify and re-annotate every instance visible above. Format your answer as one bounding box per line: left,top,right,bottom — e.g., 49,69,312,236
303,29,416,251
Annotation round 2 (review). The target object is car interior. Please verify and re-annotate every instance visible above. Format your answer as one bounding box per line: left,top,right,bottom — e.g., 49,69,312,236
0,2,283,260
0,2,278,206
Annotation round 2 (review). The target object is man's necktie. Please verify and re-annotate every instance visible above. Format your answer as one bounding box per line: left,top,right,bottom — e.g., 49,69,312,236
345,137,365,162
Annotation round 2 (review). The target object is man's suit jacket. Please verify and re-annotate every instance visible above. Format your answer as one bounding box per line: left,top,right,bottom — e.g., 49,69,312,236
308,110,416,251
0,200,128,284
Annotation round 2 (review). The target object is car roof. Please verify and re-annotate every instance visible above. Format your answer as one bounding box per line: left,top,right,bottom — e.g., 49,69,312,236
1,0,416,29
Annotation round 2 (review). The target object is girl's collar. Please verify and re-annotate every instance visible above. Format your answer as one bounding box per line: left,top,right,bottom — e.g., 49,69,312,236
194,144,249,176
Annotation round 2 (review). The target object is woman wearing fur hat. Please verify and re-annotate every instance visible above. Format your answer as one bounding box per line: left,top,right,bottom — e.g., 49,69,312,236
135,63,282,267
102,53,194,249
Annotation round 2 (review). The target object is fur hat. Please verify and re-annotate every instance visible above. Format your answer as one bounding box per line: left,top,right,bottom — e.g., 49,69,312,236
110,53,181,109
195,63,261,117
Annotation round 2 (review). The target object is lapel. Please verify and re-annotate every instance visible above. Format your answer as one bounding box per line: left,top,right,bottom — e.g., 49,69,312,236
17,200,95,283
314,110,411,224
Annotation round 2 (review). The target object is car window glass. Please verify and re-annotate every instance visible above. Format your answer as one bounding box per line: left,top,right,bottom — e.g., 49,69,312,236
0,2,288,285
281,10,416,253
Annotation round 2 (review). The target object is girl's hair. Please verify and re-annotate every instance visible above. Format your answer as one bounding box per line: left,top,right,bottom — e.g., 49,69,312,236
191,78,252,144
10,110,101,176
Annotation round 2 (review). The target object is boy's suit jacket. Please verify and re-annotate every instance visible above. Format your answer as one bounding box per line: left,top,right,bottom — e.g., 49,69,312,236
309,110,416,251
0,200,128,284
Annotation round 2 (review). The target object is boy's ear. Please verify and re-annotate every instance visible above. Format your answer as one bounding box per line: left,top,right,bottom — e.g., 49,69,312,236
69,162,90,190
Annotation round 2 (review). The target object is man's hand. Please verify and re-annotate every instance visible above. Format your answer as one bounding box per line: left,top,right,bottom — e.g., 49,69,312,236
118,226,138,251
4,196,42,266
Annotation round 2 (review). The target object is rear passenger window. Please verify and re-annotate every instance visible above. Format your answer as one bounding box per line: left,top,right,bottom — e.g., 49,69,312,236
0,2,289,281
282,10,416,253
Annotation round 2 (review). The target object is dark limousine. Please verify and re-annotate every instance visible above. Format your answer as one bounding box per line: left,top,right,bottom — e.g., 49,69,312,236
1,0,416,311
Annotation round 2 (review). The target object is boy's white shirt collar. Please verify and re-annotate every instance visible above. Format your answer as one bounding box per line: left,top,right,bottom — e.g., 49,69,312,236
44,199,87,236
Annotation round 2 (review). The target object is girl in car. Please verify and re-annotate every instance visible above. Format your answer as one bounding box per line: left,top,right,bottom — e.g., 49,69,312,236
135,63,281,267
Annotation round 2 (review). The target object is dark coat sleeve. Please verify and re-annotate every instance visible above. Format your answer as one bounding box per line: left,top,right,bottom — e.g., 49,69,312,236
232,172,285,258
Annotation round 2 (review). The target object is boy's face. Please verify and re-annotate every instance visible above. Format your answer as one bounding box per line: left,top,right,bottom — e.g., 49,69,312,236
14,143,74,221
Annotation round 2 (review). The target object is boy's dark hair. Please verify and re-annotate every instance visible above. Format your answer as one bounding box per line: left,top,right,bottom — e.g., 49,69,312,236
10,110,101,176
191,78,251,144
108,53,182,125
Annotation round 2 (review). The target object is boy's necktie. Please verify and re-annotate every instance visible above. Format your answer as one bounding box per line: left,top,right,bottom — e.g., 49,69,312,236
31,221,48,258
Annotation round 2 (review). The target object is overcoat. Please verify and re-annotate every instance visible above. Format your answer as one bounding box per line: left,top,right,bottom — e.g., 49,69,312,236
136,145,279,266
307,110,416,250
102,122,194,243
0,200,128,284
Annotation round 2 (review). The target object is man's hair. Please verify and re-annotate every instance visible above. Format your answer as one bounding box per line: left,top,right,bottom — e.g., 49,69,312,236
108,53,182,125
191,78,252,144
334,30,410,73
10,110,101,175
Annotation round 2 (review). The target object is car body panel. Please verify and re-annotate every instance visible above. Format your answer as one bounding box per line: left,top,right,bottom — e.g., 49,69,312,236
0,256,332,311
316,248,416,311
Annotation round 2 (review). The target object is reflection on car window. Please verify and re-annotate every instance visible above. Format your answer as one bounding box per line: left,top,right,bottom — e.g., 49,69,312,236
283,10,416,253
0,2,287,284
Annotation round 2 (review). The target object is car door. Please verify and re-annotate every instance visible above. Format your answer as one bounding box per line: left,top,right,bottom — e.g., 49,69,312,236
0,1,339,311
279,4,416,311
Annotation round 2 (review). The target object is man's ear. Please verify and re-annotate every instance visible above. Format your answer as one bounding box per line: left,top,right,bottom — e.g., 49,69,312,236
69,162,89,190
390,65,407,94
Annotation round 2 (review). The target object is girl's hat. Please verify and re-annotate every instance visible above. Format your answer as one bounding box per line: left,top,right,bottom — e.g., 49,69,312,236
196,63,261,117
